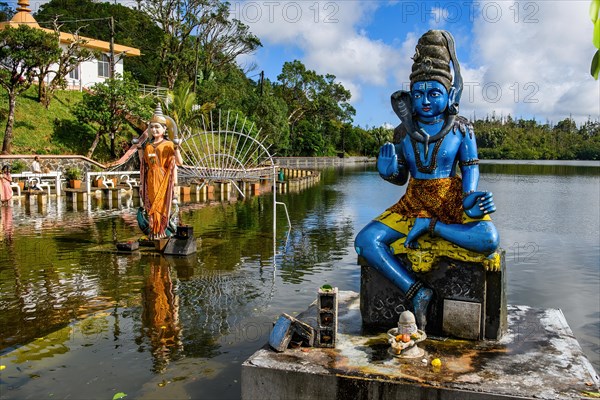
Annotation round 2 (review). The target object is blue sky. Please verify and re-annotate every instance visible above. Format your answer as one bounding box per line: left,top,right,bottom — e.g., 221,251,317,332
233,0,600,128
13,0,600,128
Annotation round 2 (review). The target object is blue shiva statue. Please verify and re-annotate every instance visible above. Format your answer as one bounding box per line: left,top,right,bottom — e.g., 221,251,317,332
354,30,499,330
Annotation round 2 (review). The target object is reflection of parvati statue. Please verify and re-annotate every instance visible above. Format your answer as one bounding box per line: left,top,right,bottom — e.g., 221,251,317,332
140,256,182,373
136,104,183,239
354,30,499,330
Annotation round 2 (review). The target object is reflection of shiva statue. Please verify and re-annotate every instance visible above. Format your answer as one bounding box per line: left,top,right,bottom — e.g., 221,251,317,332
354,30,499,330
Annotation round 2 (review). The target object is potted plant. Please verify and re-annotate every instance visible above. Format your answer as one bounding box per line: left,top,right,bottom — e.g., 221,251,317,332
95,176,103,187
91,166,104,187
65,167,82,189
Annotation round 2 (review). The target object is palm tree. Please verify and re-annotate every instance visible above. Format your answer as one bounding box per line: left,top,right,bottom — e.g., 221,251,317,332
163,82,210,130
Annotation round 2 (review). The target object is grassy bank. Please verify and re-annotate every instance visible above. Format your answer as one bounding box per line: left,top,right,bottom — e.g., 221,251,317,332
0,87,139,162
0,87,85,154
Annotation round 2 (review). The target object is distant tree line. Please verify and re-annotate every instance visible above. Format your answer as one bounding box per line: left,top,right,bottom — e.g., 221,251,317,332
475,115,600,160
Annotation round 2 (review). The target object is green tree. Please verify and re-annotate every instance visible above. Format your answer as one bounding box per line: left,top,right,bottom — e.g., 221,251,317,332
247,79,290,156
193,1,261,80
474,116,600,160
165,81,196,127
275,60,354,155
276,60,321,129
579,119,600,138
369,126,393,150
0,25,61,154
196,63,260,113
163,80,210,131
342,125,376,156
554,117,577,134
294,120,324,156
140,0,260,89
0,1,14,22
73,73,152,158
313,74,354,127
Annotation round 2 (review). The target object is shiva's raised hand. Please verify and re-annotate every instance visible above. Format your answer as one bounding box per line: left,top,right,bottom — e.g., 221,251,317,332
377,142,399,178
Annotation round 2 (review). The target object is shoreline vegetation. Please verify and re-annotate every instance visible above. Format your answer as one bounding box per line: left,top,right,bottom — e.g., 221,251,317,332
1,86,599,163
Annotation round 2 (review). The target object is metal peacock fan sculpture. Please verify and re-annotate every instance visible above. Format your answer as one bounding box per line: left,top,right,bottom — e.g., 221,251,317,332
176,110,275,196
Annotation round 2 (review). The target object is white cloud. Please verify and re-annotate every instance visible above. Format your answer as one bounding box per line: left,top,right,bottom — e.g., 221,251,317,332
305,34,394,87
391,31,418,89
386,1,600,124
237,1,399,103
467,0,600,123
428,7,449,29
376,1,599,125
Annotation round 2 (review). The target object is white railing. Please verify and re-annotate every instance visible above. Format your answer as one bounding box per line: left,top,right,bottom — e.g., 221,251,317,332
86,170,140,195
138,84,169,102
11,172,63,196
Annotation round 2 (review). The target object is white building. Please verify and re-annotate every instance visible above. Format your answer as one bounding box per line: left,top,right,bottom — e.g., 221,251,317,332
0,0,140,89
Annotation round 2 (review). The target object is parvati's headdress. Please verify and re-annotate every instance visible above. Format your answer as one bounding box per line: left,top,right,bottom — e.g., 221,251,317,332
149,103,167,125
148,103,179,141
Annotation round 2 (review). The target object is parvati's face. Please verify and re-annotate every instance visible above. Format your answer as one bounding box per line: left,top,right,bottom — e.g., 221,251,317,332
150,123,166,140
411,80,449,119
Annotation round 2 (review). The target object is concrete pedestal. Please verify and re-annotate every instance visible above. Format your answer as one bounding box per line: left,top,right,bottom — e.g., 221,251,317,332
242,291,599,400
359,251,506,340
163,236,197,256
163,226,198,256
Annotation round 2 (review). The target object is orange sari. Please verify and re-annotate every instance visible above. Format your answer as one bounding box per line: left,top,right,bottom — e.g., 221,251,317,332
140,140,176,238
141,257,181,372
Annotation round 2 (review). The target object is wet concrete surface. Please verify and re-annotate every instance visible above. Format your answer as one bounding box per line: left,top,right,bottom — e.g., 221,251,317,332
243,291,599,399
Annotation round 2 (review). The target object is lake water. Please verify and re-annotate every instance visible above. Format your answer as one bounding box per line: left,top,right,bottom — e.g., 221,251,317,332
0,162,598,399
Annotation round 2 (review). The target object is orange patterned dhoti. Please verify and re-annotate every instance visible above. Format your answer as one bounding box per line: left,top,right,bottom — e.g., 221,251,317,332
388,176,464,225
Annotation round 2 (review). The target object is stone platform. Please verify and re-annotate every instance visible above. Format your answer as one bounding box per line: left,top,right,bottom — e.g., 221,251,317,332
242,291,599,400
87,237,201,256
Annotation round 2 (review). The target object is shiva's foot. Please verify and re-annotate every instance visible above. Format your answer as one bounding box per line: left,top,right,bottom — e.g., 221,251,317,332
404,217,431,249
412,287,433,330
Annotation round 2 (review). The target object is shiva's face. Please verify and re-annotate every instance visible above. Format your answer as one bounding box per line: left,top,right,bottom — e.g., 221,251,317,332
149,122,166,140
411,80,449,120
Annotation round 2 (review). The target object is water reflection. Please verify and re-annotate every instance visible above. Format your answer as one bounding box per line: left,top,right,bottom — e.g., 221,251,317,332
1,205,14,243
139,256,183,373
0,163,597,399
480,160,600,178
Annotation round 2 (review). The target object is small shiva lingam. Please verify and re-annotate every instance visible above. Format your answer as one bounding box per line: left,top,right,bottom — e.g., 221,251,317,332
387,310,426,358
